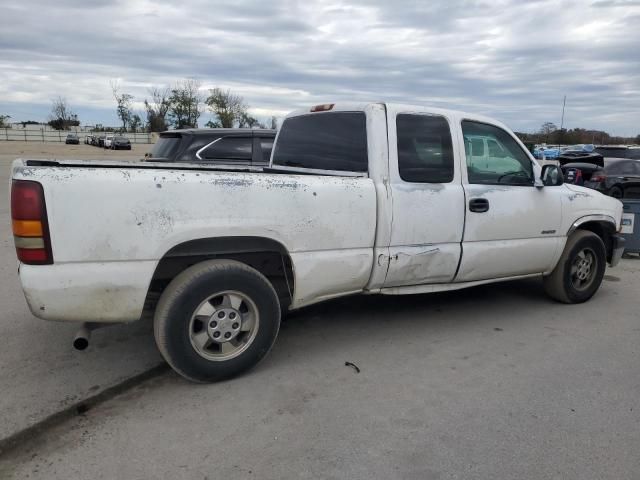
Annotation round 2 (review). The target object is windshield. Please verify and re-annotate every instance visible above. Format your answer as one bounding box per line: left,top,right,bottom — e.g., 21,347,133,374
115,136,128,141
151,135,182,159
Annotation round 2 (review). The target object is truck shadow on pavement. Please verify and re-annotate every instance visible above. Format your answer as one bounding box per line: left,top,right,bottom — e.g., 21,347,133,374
247,276,556,378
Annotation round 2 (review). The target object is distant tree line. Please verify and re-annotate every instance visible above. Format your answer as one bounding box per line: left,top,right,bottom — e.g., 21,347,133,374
113,78,278,133
516,122,640,145
35,79,278,133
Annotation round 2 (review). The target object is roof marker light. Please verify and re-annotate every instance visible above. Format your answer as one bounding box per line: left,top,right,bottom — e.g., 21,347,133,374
310,104,334,112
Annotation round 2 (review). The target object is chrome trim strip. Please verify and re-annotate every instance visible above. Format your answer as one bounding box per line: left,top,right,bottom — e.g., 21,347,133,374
567,214,616,236
267,165,368,177
195,137,224,161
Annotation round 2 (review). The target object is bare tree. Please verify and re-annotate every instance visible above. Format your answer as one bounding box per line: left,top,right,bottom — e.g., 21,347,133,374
129,114,143,133
48,97,79,130
205,88,247,128
238,111,260,128
144,86,171,132
0,114,10,128
539,122,557,144
168,79,204,129
111,81,134,132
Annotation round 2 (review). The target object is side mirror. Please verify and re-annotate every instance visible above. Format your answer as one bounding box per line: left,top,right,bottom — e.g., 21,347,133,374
540,164,564,187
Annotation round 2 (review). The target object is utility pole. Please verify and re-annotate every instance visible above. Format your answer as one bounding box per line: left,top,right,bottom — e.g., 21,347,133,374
559,95,566,147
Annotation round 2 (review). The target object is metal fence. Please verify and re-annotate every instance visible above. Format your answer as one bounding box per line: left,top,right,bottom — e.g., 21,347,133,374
0,128,154,144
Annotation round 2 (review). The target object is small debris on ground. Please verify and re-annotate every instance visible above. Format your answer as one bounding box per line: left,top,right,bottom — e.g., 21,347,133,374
345,361,360,373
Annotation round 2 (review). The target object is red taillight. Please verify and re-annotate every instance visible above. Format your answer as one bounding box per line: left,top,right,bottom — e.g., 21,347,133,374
11,180,53,265
591,173,606,182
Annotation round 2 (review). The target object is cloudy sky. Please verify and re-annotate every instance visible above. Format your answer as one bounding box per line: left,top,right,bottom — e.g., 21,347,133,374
0,0,638,135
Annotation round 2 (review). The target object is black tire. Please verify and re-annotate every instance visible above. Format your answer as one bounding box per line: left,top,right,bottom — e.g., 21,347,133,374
543,230,606,304
609,186,623,199
154,259,281,383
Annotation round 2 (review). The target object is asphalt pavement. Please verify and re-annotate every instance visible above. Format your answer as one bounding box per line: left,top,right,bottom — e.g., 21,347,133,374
0,148,162,443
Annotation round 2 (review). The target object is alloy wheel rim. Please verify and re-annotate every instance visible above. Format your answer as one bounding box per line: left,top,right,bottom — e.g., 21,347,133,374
570,248,597,291
188,290,259,361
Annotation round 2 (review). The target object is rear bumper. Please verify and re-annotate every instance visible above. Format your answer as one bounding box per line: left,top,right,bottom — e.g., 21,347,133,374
18,261,156,323
610,234,625,267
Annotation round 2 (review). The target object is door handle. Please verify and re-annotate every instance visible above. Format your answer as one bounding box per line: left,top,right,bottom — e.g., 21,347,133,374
469,198,489,213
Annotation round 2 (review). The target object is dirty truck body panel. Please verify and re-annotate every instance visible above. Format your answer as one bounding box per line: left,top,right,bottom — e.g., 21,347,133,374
13,165,377,321
11,102,623,324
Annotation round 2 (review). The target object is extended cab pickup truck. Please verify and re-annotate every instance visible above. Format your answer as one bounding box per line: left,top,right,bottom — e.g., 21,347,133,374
10,102,625,382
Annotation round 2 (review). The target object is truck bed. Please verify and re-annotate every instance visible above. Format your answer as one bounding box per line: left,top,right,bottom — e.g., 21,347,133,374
12,159,377,321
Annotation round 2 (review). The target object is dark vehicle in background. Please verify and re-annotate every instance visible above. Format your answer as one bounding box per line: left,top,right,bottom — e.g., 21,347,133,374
111,135,132,150
556,151,604,167
146,129,276,166
65,133,79,145
97,135,106,148
85,135,94,145
562,159,640,199
595,146,640,160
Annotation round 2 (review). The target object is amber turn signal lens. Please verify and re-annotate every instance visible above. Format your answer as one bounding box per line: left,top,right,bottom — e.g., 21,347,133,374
12,220,43,237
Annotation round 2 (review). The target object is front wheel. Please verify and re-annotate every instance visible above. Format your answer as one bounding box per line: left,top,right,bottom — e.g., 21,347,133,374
543,230,606,304
154,260,281,383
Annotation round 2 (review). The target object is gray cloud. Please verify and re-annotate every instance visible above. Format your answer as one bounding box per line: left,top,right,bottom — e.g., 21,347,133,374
0,0,638,135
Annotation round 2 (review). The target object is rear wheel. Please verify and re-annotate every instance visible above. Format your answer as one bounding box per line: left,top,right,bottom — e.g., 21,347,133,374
154,259,281,383
543,230,606,304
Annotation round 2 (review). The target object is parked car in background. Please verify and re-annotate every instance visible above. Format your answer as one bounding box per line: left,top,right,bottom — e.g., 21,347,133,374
595,145,640,160
562,159,640,198
111,135,132,150
104,135,115,149
65,133,79,145
97,135,106,147
533,146,560,159
556,151,604,167
85,135,94,145
146,128,276,167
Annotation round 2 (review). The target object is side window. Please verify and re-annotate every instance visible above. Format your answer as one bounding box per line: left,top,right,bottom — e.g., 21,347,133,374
618,161,636,175
200,137,252,161
462,120,533,186
470,138,486,159
259,138,274,163
396,114,454,183
606,162,623,175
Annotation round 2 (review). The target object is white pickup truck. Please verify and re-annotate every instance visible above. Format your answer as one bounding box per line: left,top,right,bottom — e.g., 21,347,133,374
10,102,625,382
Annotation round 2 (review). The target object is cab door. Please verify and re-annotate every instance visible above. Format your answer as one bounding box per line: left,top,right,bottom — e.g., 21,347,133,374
456,119,563,282
382,107,465,287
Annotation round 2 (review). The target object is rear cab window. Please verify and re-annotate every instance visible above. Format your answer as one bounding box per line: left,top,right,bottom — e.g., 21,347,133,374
272,112,368,172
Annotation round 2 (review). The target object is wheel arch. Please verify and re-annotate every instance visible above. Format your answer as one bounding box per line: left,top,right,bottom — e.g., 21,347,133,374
143,236,295,317
568,216,617,263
